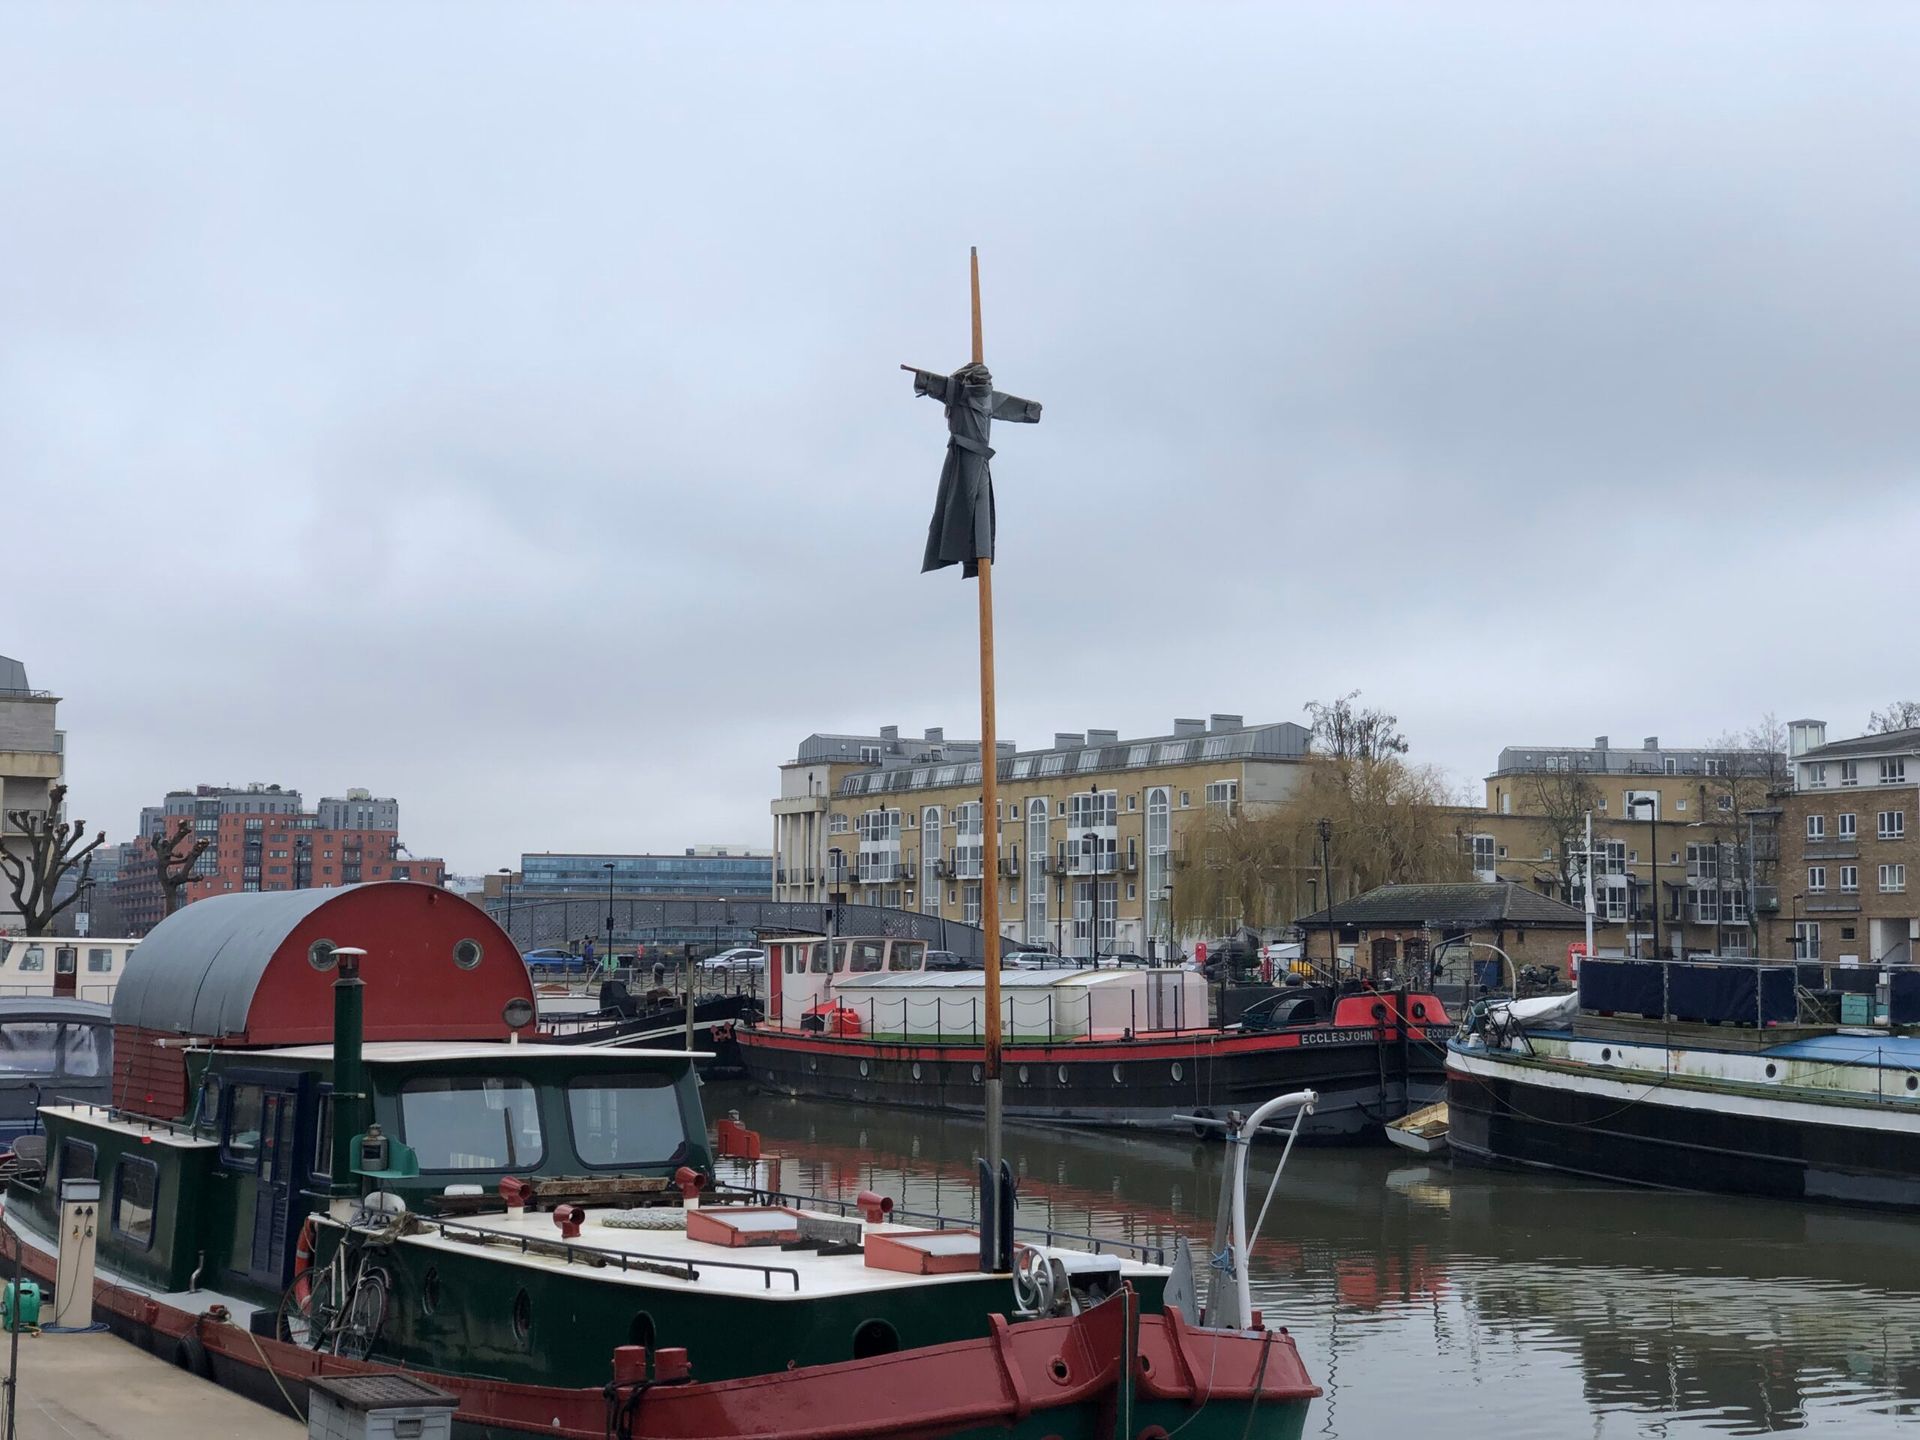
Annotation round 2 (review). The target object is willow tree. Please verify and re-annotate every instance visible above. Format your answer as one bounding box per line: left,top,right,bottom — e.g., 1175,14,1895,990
1170,753,1470,937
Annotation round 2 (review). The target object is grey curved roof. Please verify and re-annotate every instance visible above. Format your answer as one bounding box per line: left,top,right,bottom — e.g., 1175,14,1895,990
0,996,110,1022
112,887,359,1037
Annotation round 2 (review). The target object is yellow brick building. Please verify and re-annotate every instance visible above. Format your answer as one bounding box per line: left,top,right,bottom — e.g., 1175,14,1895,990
771,716,1312,957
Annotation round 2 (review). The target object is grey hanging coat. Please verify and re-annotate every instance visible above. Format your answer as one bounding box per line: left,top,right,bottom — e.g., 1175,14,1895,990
911,362,1042,576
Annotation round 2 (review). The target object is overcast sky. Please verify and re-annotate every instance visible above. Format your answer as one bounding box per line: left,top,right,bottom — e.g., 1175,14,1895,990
6,4,1919,874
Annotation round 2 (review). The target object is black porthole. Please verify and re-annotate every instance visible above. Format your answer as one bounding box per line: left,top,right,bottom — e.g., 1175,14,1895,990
308,939,338,972
858,1060,870,1078
1171,1062,1184,1082
629,1312,656,1349
421,1266,440,1316
454,938,484,970
1112,1064,1124,1084
1057,1065,1069,1084
1019,1065,1030,1084
1600,1048,1612,1062
1765,1063,1778,1079
852,1319,899,1358
971,1065,983,1083
1907,1075,1918,1093
911,1063,922,1081
511,1287,532,1344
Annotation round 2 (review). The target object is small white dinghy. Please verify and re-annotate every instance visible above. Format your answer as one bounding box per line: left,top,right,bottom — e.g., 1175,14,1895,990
1386,1100,1450,1156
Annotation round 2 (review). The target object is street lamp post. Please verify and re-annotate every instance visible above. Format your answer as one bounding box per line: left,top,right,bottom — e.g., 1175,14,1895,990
1082,829,1101,963
1315,818,1335,975
1631,798,1659,960
602,862,616,969
498,867,514,944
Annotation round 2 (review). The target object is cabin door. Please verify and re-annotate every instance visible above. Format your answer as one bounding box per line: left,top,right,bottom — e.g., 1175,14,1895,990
52,947,77,998
246,1087,300,1287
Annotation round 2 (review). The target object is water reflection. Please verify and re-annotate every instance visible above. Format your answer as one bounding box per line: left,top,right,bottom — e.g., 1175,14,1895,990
709,1083,1920,1437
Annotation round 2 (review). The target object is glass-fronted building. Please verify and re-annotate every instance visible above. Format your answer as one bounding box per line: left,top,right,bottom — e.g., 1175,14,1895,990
517,849,772,898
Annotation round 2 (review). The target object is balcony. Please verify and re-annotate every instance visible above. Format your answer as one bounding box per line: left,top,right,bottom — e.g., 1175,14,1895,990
999,856,1020,878
1801,841,1860,862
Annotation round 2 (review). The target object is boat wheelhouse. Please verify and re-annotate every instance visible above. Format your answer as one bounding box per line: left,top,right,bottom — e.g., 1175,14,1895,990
0,935,139,1002
0,995,110,1148
3,885,1321,1440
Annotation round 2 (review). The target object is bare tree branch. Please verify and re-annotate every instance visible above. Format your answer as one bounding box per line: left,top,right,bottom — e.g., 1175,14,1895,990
1,784,108,936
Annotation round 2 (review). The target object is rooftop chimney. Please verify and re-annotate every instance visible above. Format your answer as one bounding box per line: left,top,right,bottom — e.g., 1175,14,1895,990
1210,713,1244,734
880,725,898,742
923,727,944,744
1594,735,1609,751
1174,718,1206,738
1054,732,1085,750
1086,729,1119,746
1643,736,1659,751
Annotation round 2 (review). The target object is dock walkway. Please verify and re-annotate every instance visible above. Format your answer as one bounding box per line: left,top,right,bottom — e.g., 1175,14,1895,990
3,1329,301,1439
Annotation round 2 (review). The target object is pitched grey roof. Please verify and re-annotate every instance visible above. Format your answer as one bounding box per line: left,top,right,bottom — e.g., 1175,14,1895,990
112,886,363,1037
1296,882,1587,931
1800,727,1920,760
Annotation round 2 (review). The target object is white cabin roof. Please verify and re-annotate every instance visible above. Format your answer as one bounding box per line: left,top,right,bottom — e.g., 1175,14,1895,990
832,969,1144,992
251,1042,709,1063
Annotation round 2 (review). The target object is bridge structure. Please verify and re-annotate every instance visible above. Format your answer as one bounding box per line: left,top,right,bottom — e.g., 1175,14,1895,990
482,892,992,961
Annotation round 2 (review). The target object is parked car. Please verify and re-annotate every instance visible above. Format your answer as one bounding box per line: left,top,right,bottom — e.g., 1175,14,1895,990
699,947,766,972
522,948,580,975
923,950,977,971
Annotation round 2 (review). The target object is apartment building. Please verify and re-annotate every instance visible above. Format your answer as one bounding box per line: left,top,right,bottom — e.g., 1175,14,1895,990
0,656,63,932
788,714,1312,957
1776,719,1920,965
113,782,445,933
1467,733,1786,959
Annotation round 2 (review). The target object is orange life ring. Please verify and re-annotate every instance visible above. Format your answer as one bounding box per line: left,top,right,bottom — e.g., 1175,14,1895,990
291,1215,318,1305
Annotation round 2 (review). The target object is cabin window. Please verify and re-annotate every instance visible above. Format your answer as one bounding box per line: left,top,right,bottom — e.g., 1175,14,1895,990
61,1025,103,1078
565,1074,687,1169
850,942,885,974
223,1083,265,1168
57,1137,95,1183
54,948,76,975
86,948,113,974
886,944,920,972
113,1156,158,1250
399,1076,544,1171
14,947,44,973
0,1023,61,1076
311,1085,333,1179
193,1074,224,1137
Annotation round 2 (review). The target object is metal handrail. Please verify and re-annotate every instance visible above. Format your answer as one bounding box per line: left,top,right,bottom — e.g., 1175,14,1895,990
741,1185,1166,1266
426,1216,802,1291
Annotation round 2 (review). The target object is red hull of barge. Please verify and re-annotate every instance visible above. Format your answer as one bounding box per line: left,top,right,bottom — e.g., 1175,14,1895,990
15,1241,1315,1440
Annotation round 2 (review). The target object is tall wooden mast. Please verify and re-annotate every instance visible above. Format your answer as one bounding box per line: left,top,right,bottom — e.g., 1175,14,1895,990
970,246,1005,1179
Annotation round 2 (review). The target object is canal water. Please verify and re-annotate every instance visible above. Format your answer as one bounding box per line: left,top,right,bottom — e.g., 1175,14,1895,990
706,1080,1920,1438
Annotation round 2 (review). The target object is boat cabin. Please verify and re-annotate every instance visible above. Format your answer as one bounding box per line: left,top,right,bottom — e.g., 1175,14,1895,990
767,935,929,1029
0,937,139,1002
766,934,1207,1040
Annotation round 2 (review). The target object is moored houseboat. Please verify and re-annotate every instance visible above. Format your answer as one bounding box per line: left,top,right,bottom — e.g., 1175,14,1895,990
3,883,1320,1439
1450,957,1920,1210
738,933,1451,1138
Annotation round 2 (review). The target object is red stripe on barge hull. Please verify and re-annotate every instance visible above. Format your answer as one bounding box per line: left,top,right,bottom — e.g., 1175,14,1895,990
19,1245,1314,1440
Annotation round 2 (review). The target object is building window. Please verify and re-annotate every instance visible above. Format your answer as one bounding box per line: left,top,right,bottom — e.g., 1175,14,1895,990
1806,815,1826,841
1840,866,1859,894
859,746,882,764
1127,744,1152,766
1025,801,1048,941
1807,867,1826,894
1179,791,1191,809
1794,921,1821,960
1882,759,1908,785
1880,864,1907,893
1879,811,1906,841
1126,794,1137,811
1597,879,1629,921
1204,781,1239,814
828,813,849,834
1469,835,1495,877
962,882,982,926
1686,843,1718,882
1704,758,1728,777
1068,790,1117,831
1839,813,1857,839
1601,840,1626,875
954,803,984,879
1663,757,1677,775
1841,760,1859,786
